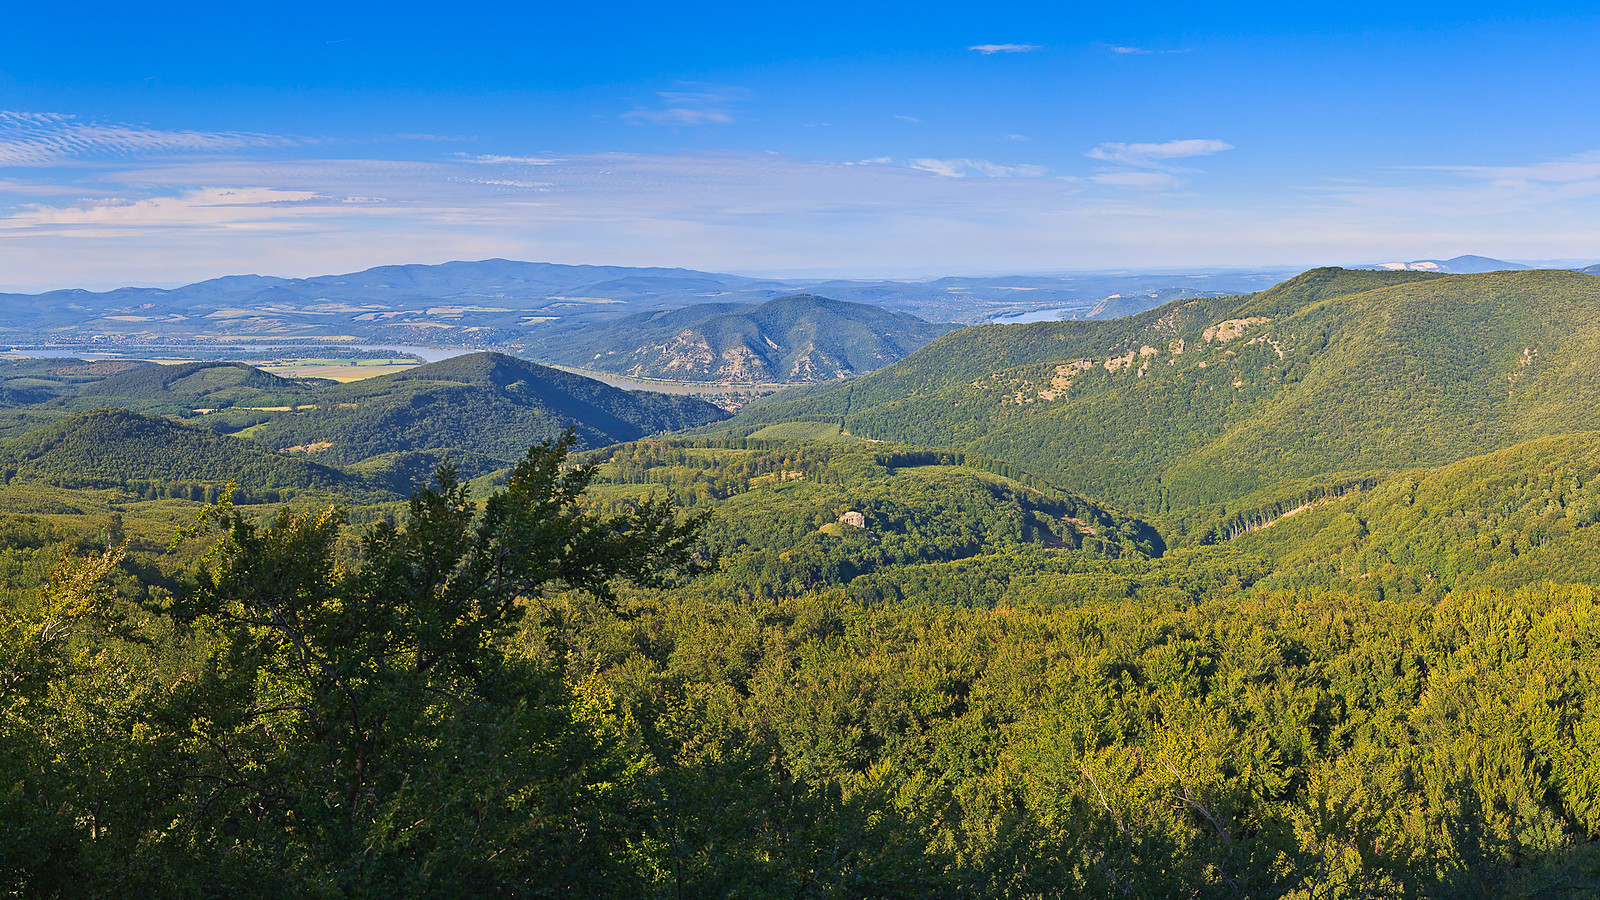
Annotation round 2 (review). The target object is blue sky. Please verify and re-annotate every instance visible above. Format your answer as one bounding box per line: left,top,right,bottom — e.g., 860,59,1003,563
3,1,1599,288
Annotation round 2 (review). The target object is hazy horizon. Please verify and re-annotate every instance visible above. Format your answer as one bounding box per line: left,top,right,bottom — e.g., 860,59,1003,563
5,2,1600,287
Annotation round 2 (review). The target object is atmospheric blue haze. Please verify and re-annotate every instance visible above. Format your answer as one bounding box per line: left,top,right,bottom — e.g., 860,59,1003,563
1,1,1598,287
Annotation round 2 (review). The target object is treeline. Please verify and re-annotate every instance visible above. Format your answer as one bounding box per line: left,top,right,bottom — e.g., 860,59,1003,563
118,479,299,505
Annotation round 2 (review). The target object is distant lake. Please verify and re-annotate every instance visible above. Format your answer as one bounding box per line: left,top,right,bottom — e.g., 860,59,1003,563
352,345,474,363
4,348,129,359
990,308,1072,324
5,344,475,363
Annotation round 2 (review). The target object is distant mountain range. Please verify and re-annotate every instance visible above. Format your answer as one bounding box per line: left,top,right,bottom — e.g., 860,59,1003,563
0,260,1297,360
523,294,958,383
1358,254,1600,274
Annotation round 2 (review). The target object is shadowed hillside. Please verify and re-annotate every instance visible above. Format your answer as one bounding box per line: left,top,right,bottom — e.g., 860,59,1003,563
246,352,729,472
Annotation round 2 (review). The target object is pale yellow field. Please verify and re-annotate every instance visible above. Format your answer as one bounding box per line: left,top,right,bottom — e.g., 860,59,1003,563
259,362,418,382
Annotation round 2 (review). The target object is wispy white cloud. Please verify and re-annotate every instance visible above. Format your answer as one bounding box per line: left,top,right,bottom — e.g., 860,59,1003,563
623,86,749,126
0,110,296,165
625,106,734,126
1086,139,1234,170
906,158,1049,178
388,132,475,143
1078,139,1234,192
465,155,565,165
1105,45,1190,56
894,114,920,123
7,116,1600,289
0,187,357,232
462,178,551,189
1089,171,1186,190
1312,150,1600,217
969,43,1039,54
1420,151,1600,188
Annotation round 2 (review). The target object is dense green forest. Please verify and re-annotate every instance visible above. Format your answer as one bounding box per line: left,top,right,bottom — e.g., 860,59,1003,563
5,268,1600,896
0,358,150,409
719,268,1600,519
0,408,357,498
4,428,1600,896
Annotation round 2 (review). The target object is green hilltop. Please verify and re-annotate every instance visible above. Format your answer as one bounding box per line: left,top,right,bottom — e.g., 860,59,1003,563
1233,429,1600,593
583,439,1162,604
30,352,730,477
246,352,728,472
71,360,323,409
522,293,958,383
724,267,1600,523
0,407,353,494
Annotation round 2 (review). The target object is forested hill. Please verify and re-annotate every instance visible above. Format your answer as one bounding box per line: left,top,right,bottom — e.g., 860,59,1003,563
0,408,352,492
0,357,149,409
245,352,729,472
523,294,958,382
3,352,730,479
1226,428,1600,593
720,267,1600,517
66,361,321,412
585,440,1164,595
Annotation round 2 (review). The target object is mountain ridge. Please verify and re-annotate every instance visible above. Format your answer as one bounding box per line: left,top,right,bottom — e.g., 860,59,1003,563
523,293,958,383
721,267,1600,521
24,352,729,478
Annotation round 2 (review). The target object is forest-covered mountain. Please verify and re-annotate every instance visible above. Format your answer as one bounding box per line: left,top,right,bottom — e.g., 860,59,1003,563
9,352,730,479
0,408,353,494
68,361,326,412
524,294,957,382
724,267,1600,522
0,357,149,408
244,352,729,471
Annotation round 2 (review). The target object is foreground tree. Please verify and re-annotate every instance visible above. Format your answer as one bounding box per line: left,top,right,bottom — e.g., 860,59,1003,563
36,434,707,897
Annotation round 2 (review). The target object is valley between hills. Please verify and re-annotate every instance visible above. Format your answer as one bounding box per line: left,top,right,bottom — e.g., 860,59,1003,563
7,263,1600,897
